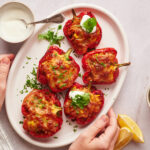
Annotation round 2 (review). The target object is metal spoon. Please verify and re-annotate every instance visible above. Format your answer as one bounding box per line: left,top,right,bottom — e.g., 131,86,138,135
19,13,65,28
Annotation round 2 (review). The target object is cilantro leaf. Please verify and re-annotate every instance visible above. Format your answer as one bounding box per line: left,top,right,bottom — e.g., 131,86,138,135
83,18,97,33
58,25,62,30
38,25,64,47
78,73,82,77
71,93,90,109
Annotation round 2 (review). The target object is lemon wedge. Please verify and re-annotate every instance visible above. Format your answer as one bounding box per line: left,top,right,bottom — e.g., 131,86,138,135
117,114,144,143
114,127,133,150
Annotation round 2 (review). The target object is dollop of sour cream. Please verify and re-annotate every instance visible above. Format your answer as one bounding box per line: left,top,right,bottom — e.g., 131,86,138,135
80,15,96,33
69,91,86,99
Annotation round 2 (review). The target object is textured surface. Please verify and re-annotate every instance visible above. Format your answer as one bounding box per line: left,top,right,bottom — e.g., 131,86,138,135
0,0,150,150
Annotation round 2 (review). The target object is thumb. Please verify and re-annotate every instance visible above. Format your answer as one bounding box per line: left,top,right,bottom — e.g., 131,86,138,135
0,57,11,87
0,57,11,110
83,115,109,141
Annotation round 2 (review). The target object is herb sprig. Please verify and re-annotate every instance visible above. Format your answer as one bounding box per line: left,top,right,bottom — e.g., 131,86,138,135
20,67,44,94
38,25,64,47
83,18,97,33
71,93,90,109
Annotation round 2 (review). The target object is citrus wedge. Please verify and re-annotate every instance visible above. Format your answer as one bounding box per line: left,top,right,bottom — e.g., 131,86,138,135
114,127,133,150
117,114,144,143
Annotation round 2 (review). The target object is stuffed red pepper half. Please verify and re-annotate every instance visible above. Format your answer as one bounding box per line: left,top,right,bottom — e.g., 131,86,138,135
63,9,102,55
82,48,130,84
37,46,80,92
22,89,62,138
64,82,104,126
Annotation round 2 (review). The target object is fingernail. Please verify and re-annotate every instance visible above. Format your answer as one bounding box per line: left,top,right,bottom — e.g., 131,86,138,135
1,57,10,65
102,115,108,122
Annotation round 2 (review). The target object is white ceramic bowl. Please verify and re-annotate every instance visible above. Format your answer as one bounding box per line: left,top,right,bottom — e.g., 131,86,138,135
0,2,34,43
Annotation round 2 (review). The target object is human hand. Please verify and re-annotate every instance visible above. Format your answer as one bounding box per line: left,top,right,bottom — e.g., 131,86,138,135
0,54,14,111
69,109,119,150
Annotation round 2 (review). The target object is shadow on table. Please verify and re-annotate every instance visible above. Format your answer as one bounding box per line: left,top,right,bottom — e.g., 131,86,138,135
0,39,25,55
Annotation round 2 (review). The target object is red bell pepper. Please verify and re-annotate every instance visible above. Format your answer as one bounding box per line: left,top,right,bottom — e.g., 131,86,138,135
37,46,80,92
64,82,104,126
82,48,130,84
22,89,63,138
63,9,102,55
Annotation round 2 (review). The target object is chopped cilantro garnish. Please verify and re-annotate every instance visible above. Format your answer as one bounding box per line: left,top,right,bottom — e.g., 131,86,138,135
57,80,61,84
25,77,41,89
60,65,64,69
34,96,38,99
31,67,37,76
31,100,34,103
38,25,64,47
58,25,62,30
76,110,79,114
46,91,49,94
74,125,78,128
26,56,31,60
20,67,44,94
38,99,42,103
73,128,77,132
53,136,58,139
52,66,57,70
60,83,67,88
100,62,106,67
19,121,23,124
69,73,73,77
78,73,82,77
55,123,59,127
24,85,27,90
20,90,23,94
58,73,63,79
39,104,45,109
71,93,90,109
83,18,97,33
25,90,28,93
56,111,61,117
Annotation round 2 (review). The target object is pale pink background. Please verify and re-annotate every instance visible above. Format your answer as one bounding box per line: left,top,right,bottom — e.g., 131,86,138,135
0,0,150,150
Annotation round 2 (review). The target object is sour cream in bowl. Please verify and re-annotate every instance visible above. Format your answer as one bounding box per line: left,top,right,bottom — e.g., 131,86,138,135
0,2,34,43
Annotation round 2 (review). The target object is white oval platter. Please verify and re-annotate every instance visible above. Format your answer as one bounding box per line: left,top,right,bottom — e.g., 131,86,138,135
6,3,129,148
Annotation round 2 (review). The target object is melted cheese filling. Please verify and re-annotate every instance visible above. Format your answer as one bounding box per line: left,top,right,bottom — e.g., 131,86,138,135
41,50,77,89
87,52,117,82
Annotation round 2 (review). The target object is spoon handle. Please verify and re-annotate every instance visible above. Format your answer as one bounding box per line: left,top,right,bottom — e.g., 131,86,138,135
28,14,64,25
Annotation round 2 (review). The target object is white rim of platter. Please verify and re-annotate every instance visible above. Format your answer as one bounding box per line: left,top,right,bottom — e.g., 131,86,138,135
6,3,129,148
